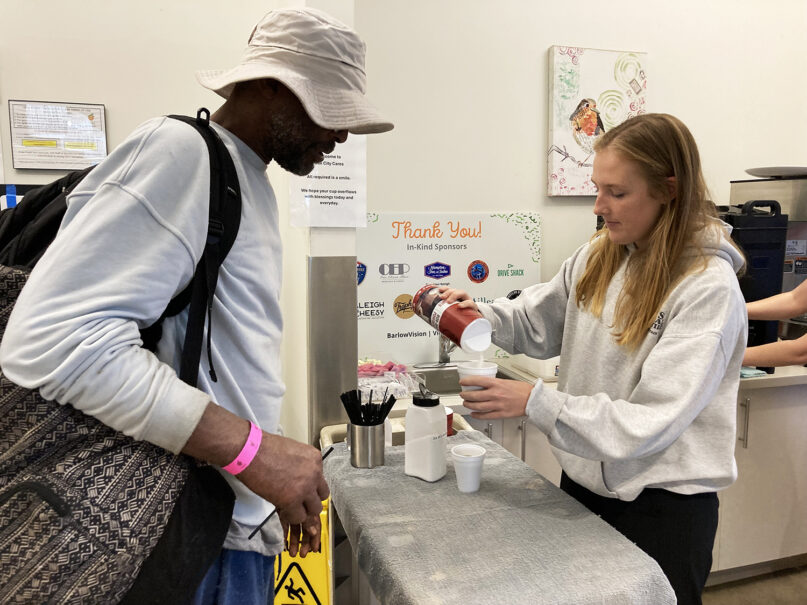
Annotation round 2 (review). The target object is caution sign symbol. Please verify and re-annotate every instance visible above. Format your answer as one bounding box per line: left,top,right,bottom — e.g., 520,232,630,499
275,560,322,605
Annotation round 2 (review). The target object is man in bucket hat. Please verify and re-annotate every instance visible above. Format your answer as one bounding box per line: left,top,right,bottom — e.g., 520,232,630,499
0,7,391,605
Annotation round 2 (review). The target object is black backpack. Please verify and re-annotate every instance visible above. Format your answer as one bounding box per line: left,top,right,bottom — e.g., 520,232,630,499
0,108,240,604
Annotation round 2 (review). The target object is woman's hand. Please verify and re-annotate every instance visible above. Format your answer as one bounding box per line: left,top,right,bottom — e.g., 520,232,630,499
438,286,479,313
459,377,534,419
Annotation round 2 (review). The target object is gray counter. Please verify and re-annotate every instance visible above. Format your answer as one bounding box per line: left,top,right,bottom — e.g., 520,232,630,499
324,430,675,605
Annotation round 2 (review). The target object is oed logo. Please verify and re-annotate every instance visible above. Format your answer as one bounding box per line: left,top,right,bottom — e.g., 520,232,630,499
379,263,410,276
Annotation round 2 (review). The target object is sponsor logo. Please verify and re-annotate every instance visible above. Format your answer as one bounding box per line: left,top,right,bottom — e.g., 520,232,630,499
379,263,410,283
497,263,525,278
379,263,410,276
467,259,489,283
424,261,451,279
387,329,431,339
357,300,384,320
506,289,522,300
357,261,367,285
393,293,414,319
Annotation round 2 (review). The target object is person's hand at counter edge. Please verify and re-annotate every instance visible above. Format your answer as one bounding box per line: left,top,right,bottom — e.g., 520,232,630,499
459,377,533,419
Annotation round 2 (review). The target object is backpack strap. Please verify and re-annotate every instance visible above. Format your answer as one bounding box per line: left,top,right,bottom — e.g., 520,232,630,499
166,108,242,386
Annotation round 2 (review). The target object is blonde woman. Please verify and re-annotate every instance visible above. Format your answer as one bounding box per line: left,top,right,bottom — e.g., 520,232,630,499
442,113,746,605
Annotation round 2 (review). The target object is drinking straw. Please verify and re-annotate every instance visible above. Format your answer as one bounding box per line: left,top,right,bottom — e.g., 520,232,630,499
340,388,397,426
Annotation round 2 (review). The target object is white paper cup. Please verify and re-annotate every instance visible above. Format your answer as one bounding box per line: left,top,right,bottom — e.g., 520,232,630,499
456,361,498,391
451,443,486,493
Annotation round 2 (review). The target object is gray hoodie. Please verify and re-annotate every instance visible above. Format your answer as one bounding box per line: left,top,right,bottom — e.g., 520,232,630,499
478,226,747,500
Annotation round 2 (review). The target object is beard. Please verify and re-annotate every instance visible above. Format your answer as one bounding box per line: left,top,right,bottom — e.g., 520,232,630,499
264,112,321,176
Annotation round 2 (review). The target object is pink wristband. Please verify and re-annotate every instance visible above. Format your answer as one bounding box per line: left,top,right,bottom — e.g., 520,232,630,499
222,422,262,475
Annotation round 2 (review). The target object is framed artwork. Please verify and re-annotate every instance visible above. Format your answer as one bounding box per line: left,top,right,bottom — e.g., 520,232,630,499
547,46,647,196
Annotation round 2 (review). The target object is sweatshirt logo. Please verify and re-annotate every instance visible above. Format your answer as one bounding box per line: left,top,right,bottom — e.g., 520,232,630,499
649,311,665,336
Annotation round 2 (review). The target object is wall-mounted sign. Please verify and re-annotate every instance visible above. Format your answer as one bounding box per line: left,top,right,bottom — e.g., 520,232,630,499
356,212,542,365
289,134,367,228
8,100,107,170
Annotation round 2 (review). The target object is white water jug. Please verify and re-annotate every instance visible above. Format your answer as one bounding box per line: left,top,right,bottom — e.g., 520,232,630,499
405,393,447,482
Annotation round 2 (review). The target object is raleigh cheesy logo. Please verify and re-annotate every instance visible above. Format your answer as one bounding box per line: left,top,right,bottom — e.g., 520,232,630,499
357,300,384,320
393,294,414,319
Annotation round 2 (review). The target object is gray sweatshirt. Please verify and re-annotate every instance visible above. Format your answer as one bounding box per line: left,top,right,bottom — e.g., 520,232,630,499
477,227,747,500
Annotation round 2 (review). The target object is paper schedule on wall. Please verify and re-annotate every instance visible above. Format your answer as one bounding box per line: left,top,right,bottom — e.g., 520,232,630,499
356,212,541,365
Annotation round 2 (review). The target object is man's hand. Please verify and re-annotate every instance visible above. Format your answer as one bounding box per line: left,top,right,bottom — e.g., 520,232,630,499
182,402,330,534
239,432,329,526
282,514,322,558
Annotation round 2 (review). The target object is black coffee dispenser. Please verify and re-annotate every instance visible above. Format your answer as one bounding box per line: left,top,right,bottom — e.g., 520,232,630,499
719,200,788,374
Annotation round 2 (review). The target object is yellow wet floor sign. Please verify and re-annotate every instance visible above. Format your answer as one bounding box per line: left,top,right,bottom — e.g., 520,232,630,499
274,500,331,605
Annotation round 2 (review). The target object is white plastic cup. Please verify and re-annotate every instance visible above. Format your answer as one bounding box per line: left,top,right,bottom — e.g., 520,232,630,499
456,361,498,391
451,443,486,493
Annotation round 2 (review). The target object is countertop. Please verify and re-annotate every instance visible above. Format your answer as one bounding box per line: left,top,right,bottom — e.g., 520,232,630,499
324,430,675,605
736,364,807,390
495,357,807,392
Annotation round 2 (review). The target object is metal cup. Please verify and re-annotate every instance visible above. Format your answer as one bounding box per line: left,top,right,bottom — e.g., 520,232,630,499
349,423,385,468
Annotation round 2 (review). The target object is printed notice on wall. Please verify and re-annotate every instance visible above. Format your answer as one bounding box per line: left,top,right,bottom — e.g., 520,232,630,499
8,100,107,170
786,239,807,257
356,212,542,365
289,135,367,228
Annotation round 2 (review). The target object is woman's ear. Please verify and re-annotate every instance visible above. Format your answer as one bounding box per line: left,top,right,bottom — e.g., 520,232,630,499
665,177,676,202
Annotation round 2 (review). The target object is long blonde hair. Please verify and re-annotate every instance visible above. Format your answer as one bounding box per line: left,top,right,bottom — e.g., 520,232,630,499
575,113,730,349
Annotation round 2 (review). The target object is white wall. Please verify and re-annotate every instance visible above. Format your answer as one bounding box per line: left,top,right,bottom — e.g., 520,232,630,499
0,0,316,440
356,0,807,277
1,0,806,442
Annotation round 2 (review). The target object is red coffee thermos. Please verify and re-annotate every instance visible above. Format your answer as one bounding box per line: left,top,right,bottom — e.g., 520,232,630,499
412,285,492,353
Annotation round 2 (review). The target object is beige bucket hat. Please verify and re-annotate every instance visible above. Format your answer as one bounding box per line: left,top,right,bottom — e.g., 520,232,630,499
196,8,393,135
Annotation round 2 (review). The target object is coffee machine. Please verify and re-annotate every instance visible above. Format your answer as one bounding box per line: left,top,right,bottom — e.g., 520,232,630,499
718,200,788,373
729,173,807,371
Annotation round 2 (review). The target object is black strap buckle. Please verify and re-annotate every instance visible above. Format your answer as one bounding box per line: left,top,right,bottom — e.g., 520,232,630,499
196,107,211,125
206,218,224,244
